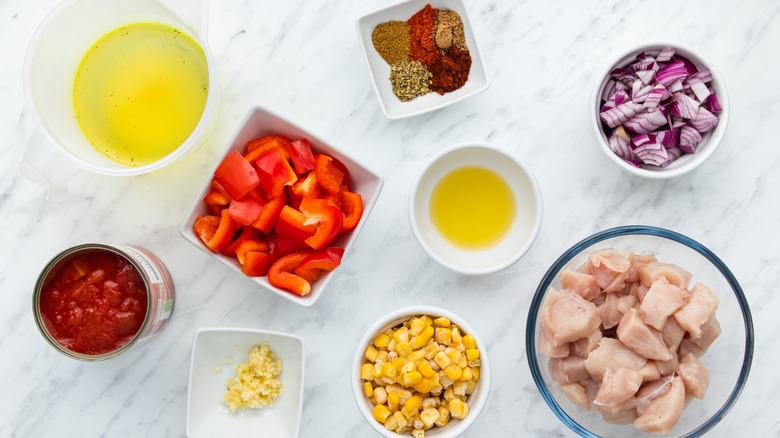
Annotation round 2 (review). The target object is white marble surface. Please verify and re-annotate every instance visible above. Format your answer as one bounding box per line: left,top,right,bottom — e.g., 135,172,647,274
1,0,778,436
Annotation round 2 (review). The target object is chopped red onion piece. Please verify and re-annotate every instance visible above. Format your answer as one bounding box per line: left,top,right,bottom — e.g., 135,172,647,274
671,93,700,119
655,61,688,87
656,47,676,62
689,107,719,132
608,126,639,162
601,79,617,102
689,68,712,83
679,125,703,153
632,133,654,147
625,108,667,134
672,54,700,75
643,84,668,109
659,147,683,167
704,93,722,112
601,101,644,128
634,141,671,166
656,129,680,148
687,77,712,102
668,78,684,93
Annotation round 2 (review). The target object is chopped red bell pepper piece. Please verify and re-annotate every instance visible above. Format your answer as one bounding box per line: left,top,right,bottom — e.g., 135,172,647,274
194,209,237,252
275,205,316,242
299,198,343,250
268,251,316,295
213,151,260,200
314,154,344,195
228,195,266,226
293,247,345,282
256,148,298,198
241,251,273,277
290,171,325,200
276,234,312,257
245,135,292,163
204,189,231,215
210,178,233,201
340,191,363,231
251,192,287,234
222,226,263,257
235,240,270,265
288,138,316,174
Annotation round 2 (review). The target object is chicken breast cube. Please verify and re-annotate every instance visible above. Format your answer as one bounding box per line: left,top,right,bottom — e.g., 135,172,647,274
541,289,601,348
678,353,710,399
549,356,591,385
617,308,674,361
660,318,686,351
689,317,722,353
589,249,632,293
635,374,674,415
560,269,602,301
539,327,570,358
601,406,639,425
594,367,643,410
585,338,647,380
571,329,602,358
638,360,661,383
638,261,692,290
560,382,590,411
597,292,623,330
674,283,719,338
634,376,686,435
640,278,690,330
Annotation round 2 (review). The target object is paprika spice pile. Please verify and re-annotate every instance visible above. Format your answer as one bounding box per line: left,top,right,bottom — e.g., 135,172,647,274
371,4,472,102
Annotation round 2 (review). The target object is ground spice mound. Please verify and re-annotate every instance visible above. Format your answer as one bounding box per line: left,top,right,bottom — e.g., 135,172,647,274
371,21,410,65
407,4,441,66
428,45,472,94
434,9,466,51
390,60,433,102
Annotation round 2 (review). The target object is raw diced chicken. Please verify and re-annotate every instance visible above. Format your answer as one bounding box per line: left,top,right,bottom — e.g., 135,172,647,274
640,278,690,330
560,269,602,300
674,283,719,338
601,406,639,424
635,284,650,303
688,317,721,353
638,261,693,289
617,308,674,361
678,353,710,399
539,327,570,358
541,288,601,347
654,350,679,376
594,367,643,410
634,376,686,435
635,375,675,415
549,356,590,384
585,338,647,379
639,361,661,382
616,293,638,314
598,292,622,330
560,382,590,410
590,249,633,293
661,318,686,351
571,329,602,358
628,251,657,283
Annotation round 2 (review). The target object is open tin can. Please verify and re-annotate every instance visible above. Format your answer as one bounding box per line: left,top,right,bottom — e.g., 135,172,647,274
33,243,175,361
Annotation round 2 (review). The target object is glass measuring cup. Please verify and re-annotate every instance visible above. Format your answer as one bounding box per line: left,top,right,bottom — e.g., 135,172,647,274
21,0,219,194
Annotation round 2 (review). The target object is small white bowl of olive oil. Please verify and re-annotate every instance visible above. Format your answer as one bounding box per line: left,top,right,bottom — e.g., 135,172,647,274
409,144,542,275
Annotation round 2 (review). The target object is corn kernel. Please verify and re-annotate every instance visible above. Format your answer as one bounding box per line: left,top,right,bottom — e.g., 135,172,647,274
383,362,399,379
433,316,450,327
374,333,391,348
407,349,425,364
361,363,374,380
384,413,398,430
418,360,435,378
413,377,433,394
422,342,439,360
471,367,480,380
435,406,450,427
411,325,434,349
451,326,462,344
402,395,422,417
410,317,426,336
438,370,454,388
393,327,410,344
373,404,391,423
412,429,424,438
372,362,383,378
387,339,397,352
460,366,473,381
449,399,469,419
400,371,422,387
387,391,400,411
393,411,407,429
452,380,467,396
466,379,477,395
445,347,461,363
395,342,412,357
443,387,455,402
392,357,406,371
376,350,389,363
422,397,440,410
365,345,378,362
466,348,480,361
434,351,451,369
455,354,468,368
412,413,424,430
387,350,398,362
364,381,374,397
419,315,433,326
401,361,416,374
462,334,477,350
421,407,440,427
444,364,463,381
374,386,388,404
435,327,452,345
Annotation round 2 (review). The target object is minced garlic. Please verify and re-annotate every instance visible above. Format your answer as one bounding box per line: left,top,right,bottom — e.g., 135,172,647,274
222,342,283,412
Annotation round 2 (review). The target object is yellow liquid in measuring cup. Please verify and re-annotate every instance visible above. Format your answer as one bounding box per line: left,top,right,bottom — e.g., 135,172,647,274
430,166,517,249
73,23,209,166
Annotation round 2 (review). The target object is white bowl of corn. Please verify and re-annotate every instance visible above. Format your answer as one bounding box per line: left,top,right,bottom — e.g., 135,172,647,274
351,306,490,437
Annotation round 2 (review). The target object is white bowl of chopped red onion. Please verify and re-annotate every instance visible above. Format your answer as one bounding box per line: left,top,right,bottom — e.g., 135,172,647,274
592,44,729,179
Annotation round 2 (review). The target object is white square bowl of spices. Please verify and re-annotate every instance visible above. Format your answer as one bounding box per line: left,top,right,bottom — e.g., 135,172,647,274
356,0,489,119
186,328,304,438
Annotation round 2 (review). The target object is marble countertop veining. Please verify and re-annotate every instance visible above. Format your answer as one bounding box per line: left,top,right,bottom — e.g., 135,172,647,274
1,0,778,436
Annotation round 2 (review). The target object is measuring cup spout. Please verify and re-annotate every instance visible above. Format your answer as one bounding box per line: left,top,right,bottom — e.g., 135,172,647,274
18,126,80,198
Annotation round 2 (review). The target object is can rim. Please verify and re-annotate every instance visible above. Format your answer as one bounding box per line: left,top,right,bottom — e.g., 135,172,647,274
32,243,154,361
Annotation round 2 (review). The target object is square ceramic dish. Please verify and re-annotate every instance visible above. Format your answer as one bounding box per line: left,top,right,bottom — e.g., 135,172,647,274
356,0,489,119
186,328,305,438
180,106,383,307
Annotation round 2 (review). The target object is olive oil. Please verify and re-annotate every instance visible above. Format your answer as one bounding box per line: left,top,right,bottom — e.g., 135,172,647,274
430,166,516,249
73,23,209,166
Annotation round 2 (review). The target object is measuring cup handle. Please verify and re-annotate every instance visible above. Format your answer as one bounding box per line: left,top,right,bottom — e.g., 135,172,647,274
18,126,80,198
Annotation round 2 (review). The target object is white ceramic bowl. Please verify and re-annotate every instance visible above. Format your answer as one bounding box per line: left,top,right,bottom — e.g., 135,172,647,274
180,106,384,307
592,42,729,179
409,143,542,275
355,0,489,119
186,328,305,438
352,306,491,437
